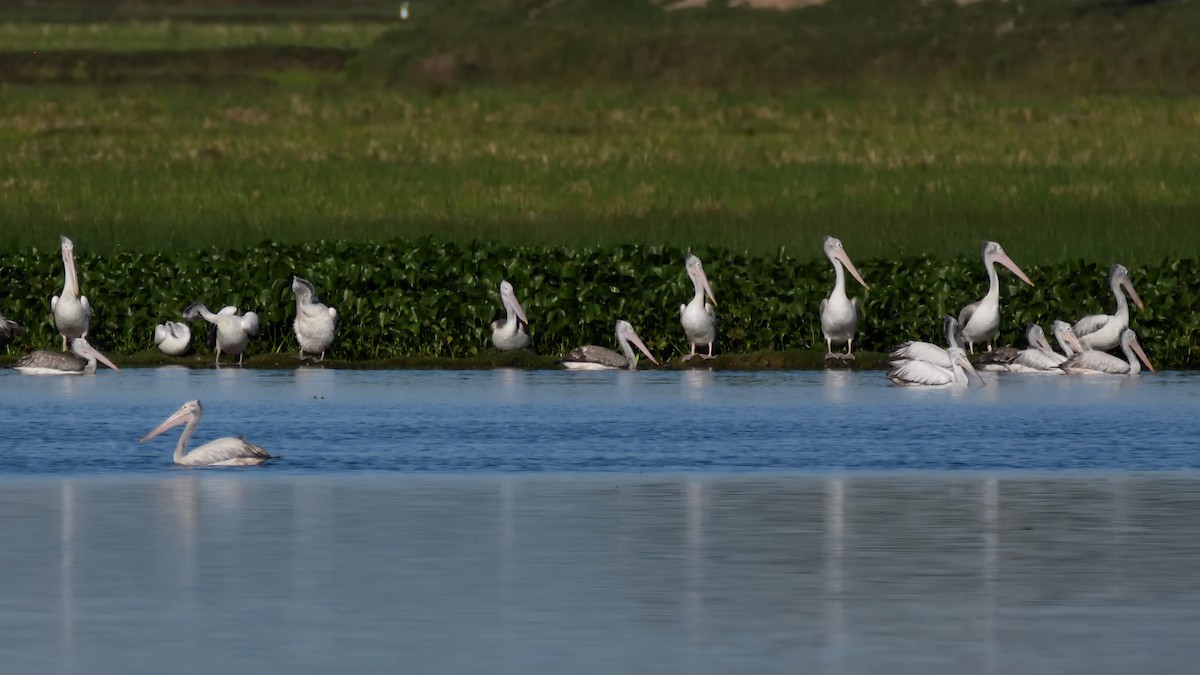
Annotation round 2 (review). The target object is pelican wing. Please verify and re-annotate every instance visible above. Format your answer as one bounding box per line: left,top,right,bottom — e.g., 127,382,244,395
1072,313,1110,339
0,315,25,339
887,359,954,386
974,346,1018,370
1009,348,1066,372
1060,350,1128,375
957,301,979,333
153,323,170,345
80,295,92,319
559,345,629,370
239,311,261,337
889,341,952,368
183,437,272,467
14,349,86,373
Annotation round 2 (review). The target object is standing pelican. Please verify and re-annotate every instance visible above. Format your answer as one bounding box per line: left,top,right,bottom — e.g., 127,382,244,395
490,280,530,351
679,254,717,360
819,236,869,359
958,241,1035,353
51,236,91,351
0,311,25,346
889,315,962,369
13,337,119,376
140,400,272,467
560,319,659,370
153,321,192,356
1004,321,1085,373
887,346,984,387
183,303,260,367
1073,263,1143,352
292,276,337,361
1060,328,1153,375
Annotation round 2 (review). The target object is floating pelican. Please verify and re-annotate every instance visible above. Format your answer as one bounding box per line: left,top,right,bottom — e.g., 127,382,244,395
974,324,1042,372
889,315,962,369
679,254,717,360
1073,263,1143,352
958,241,1035,353
819,236,869,360
183,304,260,367
1060,328,1153,375
13,337,119,376
490,280,530,351
51,236,91,351
292,276,338,360
140,400,272,467
1003,321,1085,373
887,346,984,387
153,321,192,356
560,319,659,370
0,311,25,346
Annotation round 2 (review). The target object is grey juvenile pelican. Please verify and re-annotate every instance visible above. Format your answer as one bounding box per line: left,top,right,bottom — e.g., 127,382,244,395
183,303,260,367
13,337,119,376
292,276,337,360
679,254,717,360
1060,328,1153,375
1073,263,1143,352
153,321,192,356
887,346,984,387
958,241,1034,353
490,280,530,351
560,319,659,370
889,315,962,369
51,236,91,351
141,400,272,467
819,236,869,359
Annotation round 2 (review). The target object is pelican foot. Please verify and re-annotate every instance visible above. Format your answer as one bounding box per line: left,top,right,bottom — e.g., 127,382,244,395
681,353,696,362
825,352,855,362
700,353,716,360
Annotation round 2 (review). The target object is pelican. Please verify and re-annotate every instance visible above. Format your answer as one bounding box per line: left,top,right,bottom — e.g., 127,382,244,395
679,254,717,360
51,236,91,351
183,303,260,367
292,276,337,360
140,400,272,467
1060,328,1153,375
1073,263,1143,352
560,319,659,370
13,337,119,376
889,315,962,369
0,311,25,345
819,236,869,359
490,280,530,351
958,241,1034,353
887,346,984,387
973,323,1043,372
1004,321,1085,373
153,321,192,356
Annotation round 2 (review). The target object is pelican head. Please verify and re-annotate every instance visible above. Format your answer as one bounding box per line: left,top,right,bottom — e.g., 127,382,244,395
615,319,659,368
499,280,529,325
947,346,985,386
1051,320,1085,356
60,235,80,298
823,235,869,290
1110,263,1144,311
70,337,120,372
1120,328,1154,373
141,400,202,442
684,254,717,307
291,275,319,303
943,314,963,349
982,240,1034,287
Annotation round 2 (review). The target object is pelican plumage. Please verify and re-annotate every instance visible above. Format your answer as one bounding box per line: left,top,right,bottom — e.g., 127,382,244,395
13,337,119,376
958,241,1034,353
51,236,91,351
490,280,530,351
292,276,337,360
560,319,659,371
183,303,260,367
679,254,717,360
153,321,192,356
889,315,963,369
974,323,1043,372
0,311,25,345
819,236,869,359
1060,328,1153,375
887,346,984,387
1003,321,1085,373
1073,263,1143,352
140,400,272,467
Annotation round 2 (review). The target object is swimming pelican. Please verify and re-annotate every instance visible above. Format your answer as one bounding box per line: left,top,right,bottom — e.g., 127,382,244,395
490,280,530,351
819,236,869,359
1060,328,1153,375
1004,321,1085,373
560,319,659,370
887,346,984,387
140,400,272,467
13,337,119,376
292,276,338,360
1073,263,1143,352
153,321,192,356
889,315,963,369
679,254,717,360
0,311,25,345
958,241,1035,353
974,323,1042,372
182,303,260,367
51,236,91,351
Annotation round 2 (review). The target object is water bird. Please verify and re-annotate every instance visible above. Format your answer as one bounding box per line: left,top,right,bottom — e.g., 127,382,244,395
958,241,1035,353
13,337,119,376
490,280,530,351
51,236,91,351
1060,328,1153,375
819,236,869,360
0,311,25,345
999,321,1084,373
1073,263,1143,352
153,321,192,356
889,315,963,369
292,276,338,361
887,346,984,387
974,324,1044,372
182,304,260,367
560,319,659,370
679,254,717,360
141,400,272,467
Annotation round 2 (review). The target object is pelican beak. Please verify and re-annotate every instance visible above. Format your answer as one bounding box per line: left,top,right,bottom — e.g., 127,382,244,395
1120,275,1144,311
140,406,192,442
1035,331,1054,353
995,251,1035,287
692,265,718,307
954,352,986,386
61,236,79,298
1130,336,1155,373
627,329,659,366
502,285,529,326
78,341,120,372
834,248,869,290
1064,330,1085,355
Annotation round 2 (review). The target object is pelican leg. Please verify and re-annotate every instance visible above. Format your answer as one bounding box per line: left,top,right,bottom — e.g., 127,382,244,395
61,335,68,351
702,342,715,360
214,348,222,368
318,351,325,362
682,343,697,362
238,352,244,367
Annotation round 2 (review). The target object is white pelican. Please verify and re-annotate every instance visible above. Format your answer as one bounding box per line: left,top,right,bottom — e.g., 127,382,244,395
182,303,260,367
0,311,24,345
153,321,192,356
889,315,962,369
1004,321,1085,373
141,400,272,467
1073,263,1143,352
13,337,119,376
819,236,869,359
560,319,659,370
490,280,530,351
958,241,1035,353
1060,328,1153,375
887,346,984,387
51,236,91,351
679,254,717,360
292,276,338,360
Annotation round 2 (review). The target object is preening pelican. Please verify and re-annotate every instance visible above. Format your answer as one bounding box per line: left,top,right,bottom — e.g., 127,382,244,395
490,280,530,351
1003,321,1084,373
153,321,192,356
1073,263,1143,352
140,400,272,467
560,319,659,370
819,236,869,359
1060,328,1153,375
0,311,25,345
183,303,260,367
13,337,119,376
51,236,91,351
887,346,984,387
679,254,717,360
292,276,338,360
958,241,1034,353
890,315,962,369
